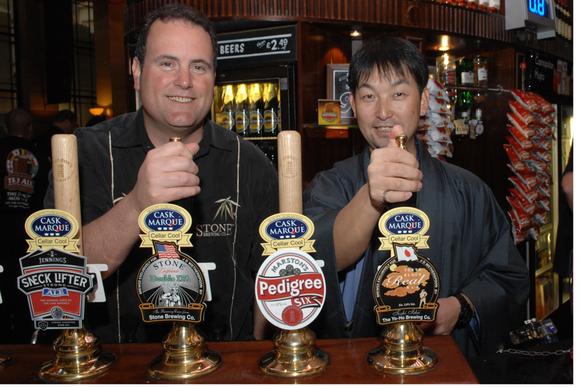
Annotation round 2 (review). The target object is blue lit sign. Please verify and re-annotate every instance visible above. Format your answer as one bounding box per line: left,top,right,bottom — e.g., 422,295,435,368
528,0,546,17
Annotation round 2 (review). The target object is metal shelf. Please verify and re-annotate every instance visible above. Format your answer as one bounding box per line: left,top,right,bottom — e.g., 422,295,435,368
444,84,510,93
244,136,277,141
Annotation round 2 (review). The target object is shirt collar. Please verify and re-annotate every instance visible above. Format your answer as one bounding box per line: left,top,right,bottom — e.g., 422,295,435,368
111,109,152,150
112,109,233,154
197,119,234,158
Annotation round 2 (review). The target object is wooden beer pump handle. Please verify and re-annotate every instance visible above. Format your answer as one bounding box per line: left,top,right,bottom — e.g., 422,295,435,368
51,134,83,253
277,131,302,214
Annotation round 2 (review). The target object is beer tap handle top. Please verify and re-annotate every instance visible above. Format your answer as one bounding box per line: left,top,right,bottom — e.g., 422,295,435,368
395,135,408,150
52,134,83,253
278,130,302,214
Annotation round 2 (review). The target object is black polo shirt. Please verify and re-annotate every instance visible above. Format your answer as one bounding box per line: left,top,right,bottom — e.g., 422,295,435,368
48,110,278,343
1,135,50,343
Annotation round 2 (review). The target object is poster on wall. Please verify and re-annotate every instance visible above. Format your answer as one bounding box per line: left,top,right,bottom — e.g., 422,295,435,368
326,64,355,124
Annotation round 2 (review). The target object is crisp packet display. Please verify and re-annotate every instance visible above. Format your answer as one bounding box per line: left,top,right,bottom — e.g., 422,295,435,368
504,89,556,244
416,79,454,159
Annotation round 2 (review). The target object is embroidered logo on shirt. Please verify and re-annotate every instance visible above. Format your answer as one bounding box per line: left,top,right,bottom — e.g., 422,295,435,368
195,196,239,238
212,196,239,221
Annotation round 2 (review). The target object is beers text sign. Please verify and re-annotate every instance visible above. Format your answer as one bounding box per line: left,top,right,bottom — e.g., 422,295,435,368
217,25,296,63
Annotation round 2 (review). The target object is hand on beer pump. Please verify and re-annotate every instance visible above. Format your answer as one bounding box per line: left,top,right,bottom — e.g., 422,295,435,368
130,140,201,212
367,124,423,210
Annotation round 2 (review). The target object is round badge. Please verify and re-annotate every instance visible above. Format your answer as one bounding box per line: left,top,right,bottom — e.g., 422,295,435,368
258,212,316,255
136,241,206,323
24,209,81,252
137,204,193,250
255,248,326,330
378,207,430,251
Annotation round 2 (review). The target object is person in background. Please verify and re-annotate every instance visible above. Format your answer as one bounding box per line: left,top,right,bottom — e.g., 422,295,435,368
37,109,78,159
303,36,529,359
45,4,277,343
50,109,78,135
561,145,573,209
0,108,49,343
554,144,572,317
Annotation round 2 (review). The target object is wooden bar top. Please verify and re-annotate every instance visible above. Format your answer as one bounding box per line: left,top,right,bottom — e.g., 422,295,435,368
0,336,477,383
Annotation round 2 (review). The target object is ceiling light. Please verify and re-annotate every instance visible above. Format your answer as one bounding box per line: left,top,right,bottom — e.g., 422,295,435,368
438,35,450,51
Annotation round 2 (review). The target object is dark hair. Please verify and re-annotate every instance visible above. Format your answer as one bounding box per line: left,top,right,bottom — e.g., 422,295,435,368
6,108,33,137
134,3,217,70
54,109,76,123
348,36,428,95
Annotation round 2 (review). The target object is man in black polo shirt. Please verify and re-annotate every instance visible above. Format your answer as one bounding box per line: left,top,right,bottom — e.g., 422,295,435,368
45,4,277,343
1,108,49,343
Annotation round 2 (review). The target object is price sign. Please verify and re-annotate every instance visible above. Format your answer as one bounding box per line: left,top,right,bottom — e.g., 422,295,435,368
217,25,296,63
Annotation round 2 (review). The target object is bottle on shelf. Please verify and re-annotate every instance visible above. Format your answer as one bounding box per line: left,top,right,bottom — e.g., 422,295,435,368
262,82,280,136
456,56,474,87
487,0,499,13
477,0,489,11
218,84,235,131
466,0,478,9
455,89,473,119
555,0,572,41
473,54,488,88
468,111,479,139
213,85,222,122
454,111,470,138
248,83,264,137
474,108,485,137
234,83,249,136
436,53,456,100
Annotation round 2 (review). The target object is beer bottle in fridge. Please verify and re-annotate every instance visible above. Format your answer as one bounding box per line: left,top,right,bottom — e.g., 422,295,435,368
263,82,279,136
234,83,249,136
248,83,264,136
220,84,235,131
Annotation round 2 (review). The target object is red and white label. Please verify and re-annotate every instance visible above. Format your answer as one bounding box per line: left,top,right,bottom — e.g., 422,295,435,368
255,249,325,330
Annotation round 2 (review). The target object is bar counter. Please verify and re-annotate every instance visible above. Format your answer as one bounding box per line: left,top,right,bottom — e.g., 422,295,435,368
0,336,477,383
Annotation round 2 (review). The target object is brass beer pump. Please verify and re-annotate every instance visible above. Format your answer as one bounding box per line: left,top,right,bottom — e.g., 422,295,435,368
39,135,115,382
146,136,221,380
259,130,328,377
147,321,221,380
367,133,438,375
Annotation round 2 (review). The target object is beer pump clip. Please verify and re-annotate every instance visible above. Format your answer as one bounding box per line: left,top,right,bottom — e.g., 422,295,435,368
134,137,221,381
17,135,115,382
368,135,440,375
254,131,328,378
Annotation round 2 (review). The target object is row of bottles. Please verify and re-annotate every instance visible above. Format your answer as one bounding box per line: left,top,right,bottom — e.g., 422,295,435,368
555,0,572,41
435,52,488,139
454,92,485,139
213,82,281,137
428,0,500,13
436,53,488,89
